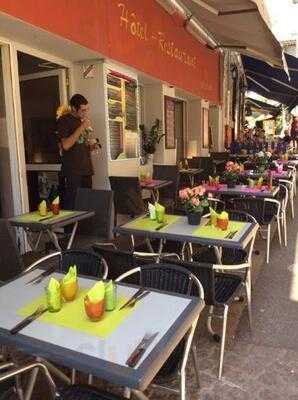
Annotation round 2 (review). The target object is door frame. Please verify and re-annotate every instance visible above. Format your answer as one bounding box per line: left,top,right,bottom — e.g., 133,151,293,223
19,68,68,106
11,42,74,215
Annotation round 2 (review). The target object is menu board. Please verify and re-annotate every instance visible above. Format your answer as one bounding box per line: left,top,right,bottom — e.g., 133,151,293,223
125,81,137,131
164,96,176,149
106,71,139,160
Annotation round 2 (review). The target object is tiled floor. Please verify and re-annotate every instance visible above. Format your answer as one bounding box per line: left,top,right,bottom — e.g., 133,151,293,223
10,198,298,399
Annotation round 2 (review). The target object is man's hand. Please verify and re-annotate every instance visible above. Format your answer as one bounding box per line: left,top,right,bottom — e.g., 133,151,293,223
62,118,93,151
80,118,92,130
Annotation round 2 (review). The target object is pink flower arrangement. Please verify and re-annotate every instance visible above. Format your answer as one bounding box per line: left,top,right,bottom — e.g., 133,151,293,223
179,185,209,214
223,161,241,183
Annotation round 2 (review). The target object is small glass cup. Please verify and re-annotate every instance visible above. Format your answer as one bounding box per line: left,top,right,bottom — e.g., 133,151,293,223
105,282,117,311
84,296,105,321
156,208,165,223
217,218,229,231
45,287,62,312
51,203,60,215
61,280,78,302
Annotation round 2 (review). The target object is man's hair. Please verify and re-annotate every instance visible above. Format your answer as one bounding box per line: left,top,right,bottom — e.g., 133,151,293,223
70,94,88,111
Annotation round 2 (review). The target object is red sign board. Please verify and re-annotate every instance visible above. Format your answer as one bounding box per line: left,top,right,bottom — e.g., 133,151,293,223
0,0,220,103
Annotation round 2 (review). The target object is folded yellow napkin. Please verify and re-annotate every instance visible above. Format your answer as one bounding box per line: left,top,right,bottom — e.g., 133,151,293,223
248,178,255,188
62,265,77,285
87,281,105,303
52,196,60,205
218,211,229,220
38,200,47,215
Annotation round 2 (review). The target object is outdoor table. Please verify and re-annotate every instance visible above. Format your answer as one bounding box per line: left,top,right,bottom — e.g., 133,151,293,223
140,179,172,203
9,210,95,251
241,170,291,179
204,183,279,198
116,214,258,261
179,168,203,187
0,270,204,399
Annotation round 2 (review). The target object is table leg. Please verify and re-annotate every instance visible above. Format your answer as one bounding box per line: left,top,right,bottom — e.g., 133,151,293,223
25,229,43,252
47,230,61,251
189,175,194,187
152,189,159,203
67,222,78,249
131,390,150,400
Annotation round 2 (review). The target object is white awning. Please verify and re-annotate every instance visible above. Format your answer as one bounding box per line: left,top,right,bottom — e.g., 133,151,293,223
181,0,283,66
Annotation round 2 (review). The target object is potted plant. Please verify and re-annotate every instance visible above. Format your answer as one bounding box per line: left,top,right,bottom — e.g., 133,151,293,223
223,161,241,188
140,119,165,162
255,151,272,173
179,186,209,225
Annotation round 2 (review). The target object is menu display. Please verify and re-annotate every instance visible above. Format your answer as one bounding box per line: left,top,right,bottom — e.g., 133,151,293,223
164,96,176,149
106,71,139,160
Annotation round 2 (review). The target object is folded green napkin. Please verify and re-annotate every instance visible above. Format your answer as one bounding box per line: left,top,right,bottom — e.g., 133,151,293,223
248,178,255,188
62,265,77,285
155,202,165,223
148,202,156,220
87,281,105,303
46,278,61,312
218,211,229,220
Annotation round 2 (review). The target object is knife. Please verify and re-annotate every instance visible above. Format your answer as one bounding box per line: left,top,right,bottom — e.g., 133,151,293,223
26,266,56,285
155,223,168,231
38,216,54,222
10,306,48,335
126,332,159,368
127,290,150,308
119,288,145,310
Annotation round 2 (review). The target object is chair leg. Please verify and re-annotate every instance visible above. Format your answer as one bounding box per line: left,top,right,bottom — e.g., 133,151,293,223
123,388,131,399
277,217,282,246
291,196,295,219
218,305,228,380
180,368,186,400
245,271,253,331
266,225,271,264
284,212,288,247
191,345,200,389
207,306,220,341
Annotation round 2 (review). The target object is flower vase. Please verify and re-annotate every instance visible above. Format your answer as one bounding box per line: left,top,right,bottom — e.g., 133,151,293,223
187,212,202,225
227,181,236,189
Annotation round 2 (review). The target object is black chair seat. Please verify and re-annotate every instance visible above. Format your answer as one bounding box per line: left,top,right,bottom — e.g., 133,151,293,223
193,247,247,265
60,385,124,400
214,273,243,304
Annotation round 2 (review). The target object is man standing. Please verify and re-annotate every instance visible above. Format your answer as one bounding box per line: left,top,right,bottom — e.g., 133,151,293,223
56,94,93,209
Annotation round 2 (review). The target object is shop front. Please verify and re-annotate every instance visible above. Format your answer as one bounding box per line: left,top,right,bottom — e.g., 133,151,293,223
0,0,221,221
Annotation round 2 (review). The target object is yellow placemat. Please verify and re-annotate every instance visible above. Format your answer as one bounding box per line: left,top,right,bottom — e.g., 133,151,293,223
18,289,134,338
192,221,246,240
14,210,76,224
126,214,180,231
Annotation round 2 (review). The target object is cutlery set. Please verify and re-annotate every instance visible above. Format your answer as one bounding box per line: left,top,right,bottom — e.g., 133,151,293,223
126,331,159,368
119,288,150,310
225,230,238,239
10,305,48,335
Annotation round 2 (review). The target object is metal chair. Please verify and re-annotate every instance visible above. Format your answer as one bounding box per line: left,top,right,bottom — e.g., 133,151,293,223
0,362,124,400
167,259,252,379
229,197,281,263
275,184,289,246
153,164,180,211
109,177,144,225
279,178,295,219
115,264,204,400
